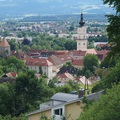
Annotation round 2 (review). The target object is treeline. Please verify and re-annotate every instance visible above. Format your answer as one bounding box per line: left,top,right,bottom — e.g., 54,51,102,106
88,35,108,42
8,32,76,52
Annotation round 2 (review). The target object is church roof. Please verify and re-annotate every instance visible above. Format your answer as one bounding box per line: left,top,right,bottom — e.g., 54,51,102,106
0,37,10,47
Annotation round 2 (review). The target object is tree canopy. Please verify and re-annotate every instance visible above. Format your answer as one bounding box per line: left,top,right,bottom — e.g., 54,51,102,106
79,83,120,120
83,54,99,73
103,0,120,57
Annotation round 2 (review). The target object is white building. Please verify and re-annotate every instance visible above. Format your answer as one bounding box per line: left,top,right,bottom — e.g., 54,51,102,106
25,58,53,79
77,13,88,51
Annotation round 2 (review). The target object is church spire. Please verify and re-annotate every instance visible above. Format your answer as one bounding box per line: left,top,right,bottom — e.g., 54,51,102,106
79,13,85,27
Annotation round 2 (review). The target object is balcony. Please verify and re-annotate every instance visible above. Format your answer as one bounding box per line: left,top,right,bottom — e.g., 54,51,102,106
40,101,52,110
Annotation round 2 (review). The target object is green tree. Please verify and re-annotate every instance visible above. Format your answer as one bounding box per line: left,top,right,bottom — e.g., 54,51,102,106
0,82,15,116
83,54,99,73
79,83,120,120
102,60,120,89
102,0,120,56
85,70,92,79
69,25,74,31
59,85,72,93
14,70,41,114
7,56,25,71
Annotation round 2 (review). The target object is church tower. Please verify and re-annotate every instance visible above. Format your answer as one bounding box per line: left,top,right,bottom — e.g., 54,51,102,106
77,13,87,51
0,37,11,57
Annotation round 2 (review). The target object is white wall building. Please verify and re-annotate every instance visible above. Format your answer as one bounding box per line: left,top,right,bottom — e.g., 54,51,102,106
25,58,53,79
77,13,88,51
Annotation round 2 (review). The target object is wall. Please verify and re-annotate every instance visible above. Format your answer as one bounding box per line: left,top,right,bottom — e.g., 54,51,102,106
28,109,51,120
77,26,88,51
27,65,53,79
65,101,84,120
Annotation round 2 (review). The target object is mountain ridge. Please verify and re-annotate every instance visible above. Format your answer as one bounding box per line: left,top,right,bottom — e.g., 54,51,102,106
0,0,114,17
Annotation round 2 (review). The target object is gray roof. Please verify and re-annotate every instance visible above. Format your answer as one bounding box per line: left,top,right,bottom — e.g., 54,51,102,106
86,90,103,101
26,91,103,116
51,92,78,102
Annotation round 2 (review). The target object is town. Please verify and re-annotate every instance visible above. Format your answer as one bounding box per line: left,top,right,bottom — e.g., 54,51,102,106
0,1,119,118
0,13,110,120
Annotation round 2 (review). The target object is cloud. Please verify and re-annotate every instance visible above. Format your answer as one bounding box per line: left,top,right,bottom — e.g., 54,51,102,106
100,4,109,8
81,4,101,11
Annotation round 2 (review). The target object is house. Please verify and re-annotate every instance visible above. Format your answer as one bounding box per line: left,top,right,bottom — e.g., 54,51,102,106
55,50,69,56
0,72,17,84
75,76,92,85
2,72,18,78
27,50,42,57
86,48,97,55
96,50,110,62
69,50,86,59
25,58,53,79
57,66,78,76
47,55,63,73
56,54,73,63
96,43,110,50
26,91,103,120
11,50,27,60
0,37,11,57
72,59,84,69
56,72,75,84
40,51,56,59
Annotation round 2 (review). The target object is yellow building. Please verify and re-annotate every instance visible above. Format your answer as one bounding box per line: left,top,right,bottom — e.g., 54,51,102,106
27,91,102,120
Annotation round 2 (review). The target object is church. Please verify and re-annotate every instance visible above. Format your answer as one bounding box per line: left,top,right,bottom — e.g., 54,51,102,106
77,13,88,51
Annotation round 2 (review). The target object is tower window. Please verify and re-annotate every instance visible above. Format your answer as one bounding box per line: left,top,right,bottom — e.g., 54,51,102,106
83,43,85,45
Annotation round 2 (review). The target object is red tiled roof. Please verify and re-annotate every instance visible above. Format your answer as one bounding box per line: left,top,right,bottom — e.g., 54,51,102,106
75,76,92,85
48,55,63,66
6,72,17,78
96,50,110,61
55,50,69,55
86,49,97,54
96,50,110,55
25,58,53,66
96,44,109,47
0,37,10,47
69,50,86,56
56,54,72,62
57,72,75,80
72,59,83,66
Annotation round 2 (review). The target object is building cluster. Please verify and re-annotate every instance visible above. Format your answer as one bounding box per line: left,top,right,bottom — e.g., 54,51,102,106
0,13,109,119
0,13,109,85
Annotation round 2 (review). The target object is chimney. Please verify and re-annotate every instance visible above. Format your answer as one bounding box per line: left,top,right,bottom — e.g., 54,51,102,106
78,88,84,98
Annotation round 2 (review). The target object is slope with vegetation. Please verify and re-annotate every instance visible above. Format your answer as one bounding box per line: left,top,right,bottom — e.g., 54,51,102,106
78,0,120,119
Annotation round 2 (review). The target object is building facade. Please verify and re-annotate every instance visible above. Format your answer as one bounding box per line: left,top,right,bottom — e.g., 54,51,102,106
27,91,103,120
25,58,53,79
77,13,88,51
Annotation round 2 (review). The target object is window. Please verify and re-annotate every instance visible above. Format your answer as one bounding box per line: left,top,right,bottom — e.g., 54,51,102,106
83,43,85,45
54,108,63,116
54,109,59,115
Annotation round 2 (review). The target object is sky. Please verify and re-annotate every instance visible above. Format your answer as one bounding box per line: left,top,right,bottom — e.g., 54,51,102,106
0,0,114,16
